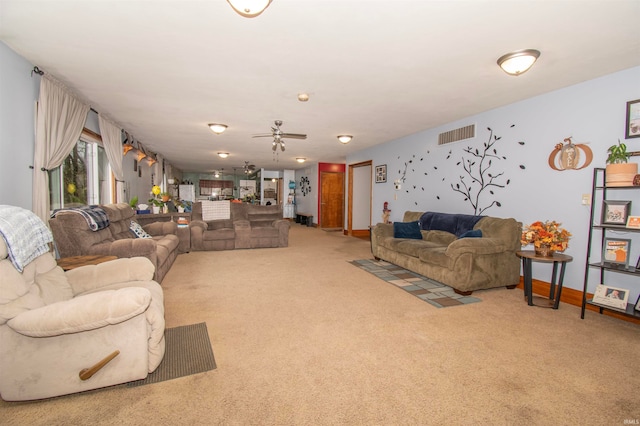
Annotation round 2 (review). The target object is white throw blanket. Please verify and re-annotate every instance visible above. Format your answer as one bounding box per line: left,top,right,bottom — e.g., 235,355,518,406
201,200,231,221
0,205,53,272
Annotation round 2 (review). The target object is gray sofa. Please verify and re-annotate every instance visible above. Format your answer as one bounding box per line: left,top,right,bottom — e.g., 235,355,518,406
49,203,180,283
190,202,290,250
371,211,522,295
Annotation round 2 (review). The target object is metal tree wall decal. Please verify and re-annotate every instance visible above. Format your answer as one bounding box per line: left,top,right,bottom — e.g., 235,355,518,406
451,127,511,214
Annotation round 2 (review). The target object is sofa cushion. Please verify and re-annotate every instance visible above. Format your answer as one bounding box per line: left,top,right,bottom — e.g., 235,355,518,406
418,246,451,268
203,228,235,241
382,238,444,258
129,221,152,239
458,229,482,239
393,221,422,239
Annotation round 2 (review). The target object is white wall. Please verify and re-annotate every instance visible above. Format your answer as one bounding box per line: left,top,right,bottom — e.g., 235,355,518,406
295,164,318,223
352,165,371,229
347,66,640,298
0,42,40,209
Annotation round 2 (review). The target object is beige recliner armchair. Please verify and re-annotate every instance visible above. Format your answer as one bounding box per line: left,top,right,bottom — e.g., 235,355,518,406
0,206,165,401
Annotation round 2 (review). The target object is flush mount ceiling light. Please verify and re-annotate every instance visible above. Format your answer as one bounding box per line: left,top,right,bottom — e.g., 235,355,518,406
218,152,229,158
337,135,353,144
296,157,306,163
208,123,228,134
297,93,309,102
497,49,540,76
227,0,272,18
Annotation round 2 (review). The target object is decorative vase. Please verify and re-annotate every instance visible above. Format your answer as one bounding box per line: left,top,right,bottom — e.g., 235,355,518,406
178,206,185,213
152,206,160,214
535,244,555,257
162,204,169,214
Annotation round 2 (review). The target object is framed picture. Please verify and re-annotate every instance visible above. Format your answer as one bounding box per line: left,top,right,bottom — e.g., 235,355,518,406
635,294,640,312
602,237,631,268
592,284,629,310
375,164,387,183
601,200,631,225
625,99,640,139
626,215,640,228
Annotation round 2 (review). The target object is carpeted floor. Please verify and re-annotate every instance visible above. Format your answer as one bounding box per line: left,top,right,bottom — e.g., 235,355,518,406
127,322,216,387
350,258,481,308
2,226,639,425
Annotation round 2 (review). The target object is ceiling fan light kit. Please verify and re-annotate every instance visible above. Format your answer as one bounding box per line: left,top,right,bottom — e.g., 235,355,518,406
208,123,228,134
227,0,272,18
217,152,229,158
337,135,353,144
497,49,540,76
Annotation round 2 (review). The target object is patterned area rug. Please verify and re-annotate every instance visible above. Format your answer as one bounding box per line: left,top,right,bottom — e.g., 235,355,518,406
127,322,216,387
350,259,481,308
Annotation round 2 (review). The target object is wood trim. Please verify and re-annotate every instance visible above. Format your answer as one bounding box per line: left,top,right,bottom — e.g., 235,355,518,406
351,229,370,238
518,276,640,324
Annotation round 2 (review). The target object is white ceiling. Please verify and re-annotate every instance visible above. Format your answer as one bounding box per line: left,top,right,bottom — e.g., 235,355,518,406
1,0,639,173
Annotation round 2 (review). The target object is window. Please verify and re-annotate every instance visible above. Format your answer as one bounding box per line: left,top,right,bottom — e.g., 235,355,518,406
49,129,112,211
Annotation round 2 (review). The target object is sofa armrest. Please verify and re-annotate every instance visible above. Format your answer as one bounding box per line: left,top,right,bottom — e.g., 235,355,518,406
7,287,151,337
190,220,208,231
445,237,508,256
65,257,156,295
143,221,178,236
372,223,393,238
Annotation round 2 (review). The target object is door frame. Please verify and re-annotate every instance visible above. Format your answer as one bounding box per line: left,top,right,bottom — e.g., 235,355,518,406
347,160,373,237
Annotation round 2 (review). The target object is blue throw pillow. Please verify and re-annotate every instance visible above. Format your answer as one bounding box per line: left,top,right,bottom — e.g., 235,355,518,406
458,229,482,239
393,221,422,239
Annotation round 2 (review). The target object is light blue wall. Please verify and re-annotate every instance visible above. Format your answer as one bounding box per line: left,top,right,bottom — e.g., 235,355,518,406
347,65,640,297
0,42,40,209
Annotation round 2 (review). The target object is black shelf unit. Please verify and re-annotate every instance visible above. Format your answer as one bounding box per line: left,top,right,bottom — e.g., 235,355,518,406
581,167,640,320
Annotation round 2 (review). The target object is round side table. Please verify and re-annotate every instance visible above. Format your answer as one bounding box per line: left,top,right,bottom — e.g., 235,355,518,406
516,250,573,309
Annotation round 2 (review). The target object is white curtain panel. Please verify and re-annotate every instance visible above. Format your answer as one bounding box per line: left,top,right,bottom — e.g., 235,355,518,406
32,76,90,223
98,114,125,203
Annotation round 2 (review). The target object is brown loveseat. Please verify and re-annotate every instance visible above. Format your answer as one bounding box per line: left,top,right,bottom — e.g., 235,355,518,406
190,201,290,250
49,203,180,283
371,211,522,295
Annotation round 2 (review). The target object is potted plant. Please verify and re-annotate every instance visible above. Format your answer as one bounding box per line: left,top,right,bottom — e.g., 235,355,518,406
606,140,637,187
148,185,163,214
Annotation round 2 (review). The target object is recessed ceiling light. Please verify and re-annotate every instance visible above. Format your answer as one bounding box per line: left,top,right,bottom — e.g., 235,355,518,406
297,93,309,102
218,152,229,158
296,157,306,163
208,123,228,134
337,135,353,144
497,49,540,76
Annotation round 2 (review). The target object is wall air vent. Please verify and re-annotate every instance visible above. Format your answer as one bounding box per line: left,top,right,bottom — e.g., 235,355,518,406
438,124,475,145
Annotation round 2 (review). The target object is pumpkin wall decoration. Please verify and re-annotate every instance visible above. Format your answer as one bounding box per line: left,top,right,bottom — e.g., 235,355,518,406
548,137,593,171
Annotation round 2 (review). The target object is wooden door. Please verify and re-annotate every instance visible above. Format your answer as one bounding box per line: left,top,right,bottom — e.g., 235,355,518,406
320,171,344,228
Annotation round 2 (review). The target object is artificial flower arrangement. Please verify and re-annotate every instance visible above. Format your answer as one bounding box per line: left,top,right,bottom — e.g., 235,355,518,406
521,220,572,252
148,185,164,207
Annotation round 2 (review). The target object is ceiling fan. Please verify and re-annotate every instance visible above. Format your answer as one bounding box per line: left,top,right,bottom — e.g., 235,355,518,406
252,120,307,152
243,161,256,174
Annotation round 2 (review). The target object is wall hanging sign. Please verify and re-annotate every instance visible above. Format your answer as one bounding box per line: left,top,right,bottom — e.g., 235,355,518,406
548,137,593,171
375,164,387,183
626,99,640,139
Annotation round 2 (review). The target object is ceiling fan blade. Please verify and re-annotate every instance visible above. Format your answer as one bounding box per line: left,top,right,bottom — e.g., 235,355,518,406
252,134,273,138
281,133,307,139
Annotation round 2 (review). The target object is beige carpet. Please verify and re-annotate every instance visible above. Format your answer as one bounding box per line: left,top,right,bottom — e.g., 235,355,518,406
2,225,639,425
